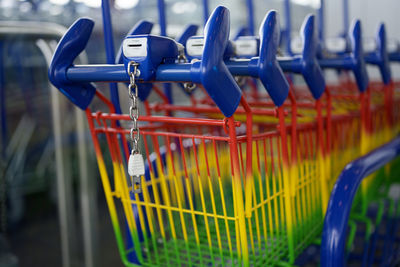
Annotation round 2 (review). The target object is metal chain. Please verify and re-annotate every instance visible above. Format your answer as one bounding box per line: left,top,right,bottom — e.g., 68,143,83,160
127,61,140,154
127,61,146,194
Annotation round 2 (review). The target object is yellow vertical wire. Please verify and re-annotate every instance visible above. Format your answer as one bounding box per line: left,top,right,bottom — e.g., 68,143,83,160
202,140,224,261
251,176,261,252
213,140,234,260
269,138,279,246
256,140,268,248
154,151,178,240
190,141,213,254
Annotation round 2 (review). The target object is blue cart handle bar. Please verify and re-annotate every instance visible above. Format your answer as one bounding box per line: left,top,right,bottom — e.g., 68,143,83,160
321,135,400,267
115,23,199,100
49,6,243,117
50,10,327,111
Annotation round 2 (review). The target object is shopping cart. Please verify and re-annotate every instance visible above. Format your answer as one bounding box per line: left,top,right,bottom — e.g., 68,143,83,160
48,5,400,267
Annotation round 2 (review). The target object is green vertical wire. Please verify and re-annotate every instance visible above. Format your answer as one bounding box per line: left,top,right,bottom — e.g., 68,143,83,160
351,214,372,245
346,220,357,252
133,199,154,265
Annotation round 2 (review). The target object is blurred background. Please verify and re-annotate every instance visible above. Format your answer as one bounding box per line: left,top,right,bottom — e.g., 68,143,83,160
0,0,399,266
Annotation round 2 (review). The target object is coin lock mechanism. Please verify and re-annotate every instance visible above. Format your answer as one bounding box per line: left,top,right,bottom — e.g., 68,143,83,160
186,35,235,61
234,36,260,58
122,34,183,80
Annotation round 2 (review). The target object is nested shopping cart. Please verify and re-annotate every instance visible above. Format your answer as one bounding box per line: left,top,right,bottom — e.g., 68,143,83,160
47,7,329,266
48,4,400,267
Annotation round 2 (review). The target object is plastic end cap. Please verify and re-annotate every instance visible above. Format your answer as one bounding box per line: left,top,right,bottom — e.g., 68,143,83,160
350,20,369,92
48,18,96,110
301,14,325,100
258,10,289,107
199,6,242,118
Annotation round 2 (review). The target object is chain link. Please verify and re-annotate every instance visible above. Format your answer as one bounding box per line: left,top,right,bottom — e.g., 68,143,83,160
127,61,140,154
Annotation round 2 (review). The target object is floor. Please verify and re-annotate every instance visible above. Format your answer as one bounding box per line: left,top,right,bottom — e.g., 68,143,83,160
4,191,123,267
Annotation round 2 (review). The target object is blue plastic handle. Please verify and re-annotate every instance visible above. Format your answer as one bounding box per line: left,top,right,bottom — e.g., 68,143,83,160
48,18,96,110
318,19,369,92
278,14,325,100
365,23,391,85
301,14,325,99
191,6,242,117
184,10,288,106
116,20,154,101
49,7,242,117
350,20,369,92
254,10,289,107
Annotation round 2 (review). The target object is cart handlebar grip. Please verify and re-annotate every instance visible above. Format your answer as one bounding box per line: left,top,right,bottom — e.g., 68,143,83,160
116,20,154,101
318,19,369,92
255,10,289,107
278,15,325,100
48,18,96,110
365,23,391,85
191,6,242,118
350,20,369,92
300,14,325,100
376,23,391,84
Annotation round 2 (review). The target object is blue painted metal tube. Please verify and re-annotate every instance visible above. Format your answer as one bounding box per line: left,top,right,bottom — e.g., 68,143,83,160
227,60,254,75
321,136,400,267
203,0,209,26
279,57,303,73
157,0,167,36
319,58,353,69
389,52,400,62
66,61,253,83
157,0,173,104
364,52,379,65
246,0,255,36
283,0,292,55
66,64,192,82
66,58,315,84
101,0,122,114
67,65,128,82
156,64,193,81
319,0,325,42
343,0,349,36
